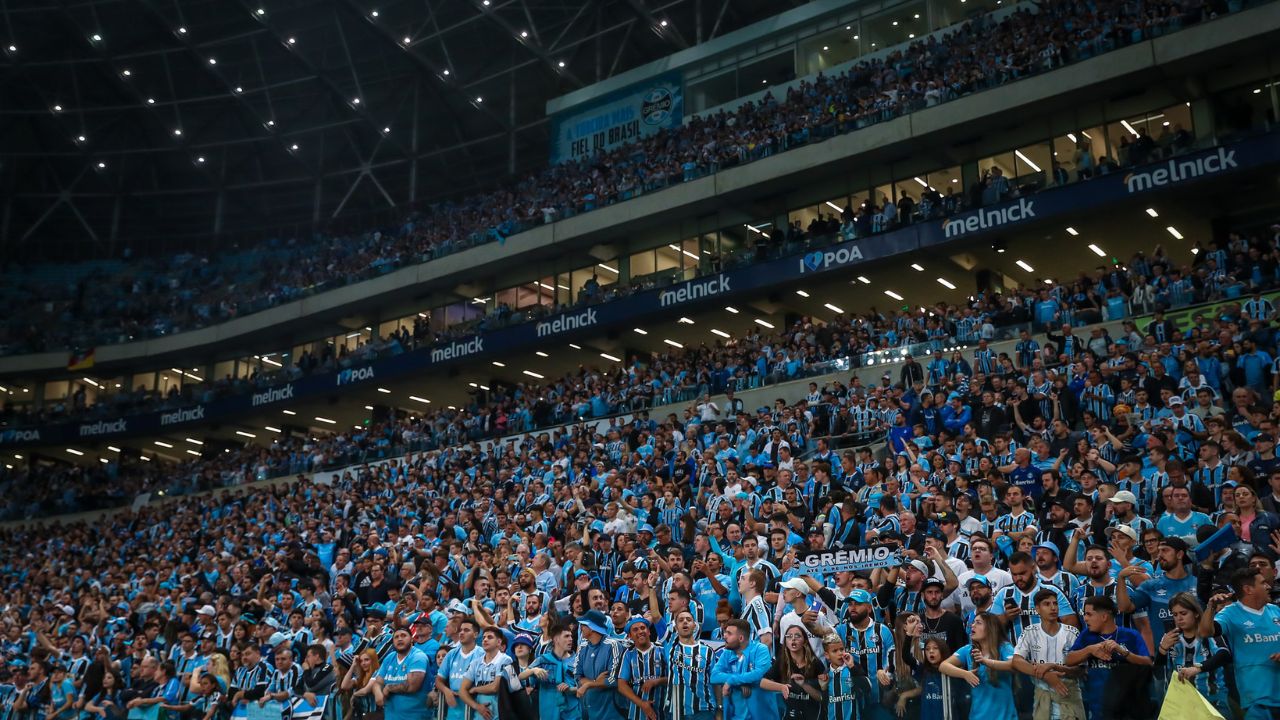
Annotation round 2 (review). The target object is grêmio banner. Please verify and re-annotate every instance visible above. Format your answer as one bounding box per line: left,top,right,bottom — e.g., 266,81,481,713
3,134,1278,448
798,544,905,575
549,71,684,164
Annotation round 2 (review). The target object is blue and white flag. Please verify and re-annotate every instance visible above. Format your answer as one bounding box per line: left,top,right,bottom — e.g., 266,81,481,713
290,695,329,720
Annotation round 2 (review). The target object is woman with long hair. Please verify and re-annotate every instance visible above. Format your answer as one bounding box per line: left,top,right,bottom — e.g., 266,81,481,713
939,612,1016,719
759,625,824,720
889,613,925,719
1234,480,1278,543
191,654,231,696
84,669,127,720
1156,592,1231,717
339,649,382,720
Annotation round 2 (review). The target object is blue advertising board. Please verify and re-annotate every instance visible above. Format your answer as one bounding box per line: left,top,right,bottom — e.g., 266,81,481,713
4,133,1278,448
549,71,683,164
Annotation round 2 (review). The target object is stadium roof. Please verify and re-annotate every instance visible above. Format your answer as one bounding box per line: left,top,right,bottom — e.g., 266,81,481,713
0,0,785,256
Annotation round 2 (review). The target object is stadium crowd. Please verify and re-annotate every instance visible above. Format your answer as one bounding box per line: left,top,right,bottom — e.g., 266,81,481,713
3,217,1280,720
5,216,1280,520
0,0,1251,358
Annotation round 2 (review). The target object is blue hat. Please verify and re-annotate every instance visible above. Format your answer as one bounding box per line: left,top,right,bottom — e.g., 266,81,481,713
576,609,611,636
848,589,873,605
365,607,387,620
638,524,655,535
573,569,590,579
623,617,653,635
266,632,290,649
1032,542,1061,560
967,574,992,589
511,634,536,650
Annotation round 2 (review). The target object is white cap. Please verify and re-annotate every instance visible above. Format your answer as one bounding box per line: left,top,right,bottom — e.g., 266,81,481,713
779,578,811,595
1108,524,1139,543
1109,490,1138,506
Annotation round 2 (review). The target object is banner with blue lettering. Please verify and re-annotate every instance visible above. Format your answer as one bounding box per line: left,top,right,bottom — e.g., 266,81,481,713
550,72,683,164
4,134,1279,449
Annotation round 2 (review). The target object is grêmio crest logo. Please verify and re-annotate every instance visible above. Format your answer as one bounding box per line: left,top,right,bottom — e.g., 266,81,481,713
79,419,127,437
798,544,904,574
336,366,376,386
160,405,205,426
943,198,1035,239
0,428,41,443
799,245,865,274
251,384,295,407
536,308,597,337
659,276,731,307
431,337,484,362
1125,147,1237,193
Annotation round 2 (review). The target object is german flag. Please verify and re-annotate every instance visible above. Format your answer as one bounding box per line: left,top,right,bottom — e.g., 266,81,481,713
67,348,95,371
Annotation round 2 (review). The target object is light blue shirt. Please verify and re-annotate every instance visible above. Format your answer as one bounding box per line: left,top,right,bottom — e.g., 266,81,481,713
377,647,430,720
1214,602,1280,710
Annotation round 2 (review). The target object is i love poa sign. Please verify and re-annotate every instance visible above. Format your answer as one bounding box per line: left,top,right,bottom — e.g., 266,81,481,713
798,544,904,575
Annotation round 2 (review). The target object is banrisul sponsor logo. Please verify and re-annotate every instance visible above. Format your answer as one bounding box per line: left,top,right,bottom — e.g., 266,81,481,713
251,384,295,407
942,197,1035,239
536,308,598,337
659,275,731,307
0,428,41,443
336,366,376,386
798,245,865,274
160,405,205,426
79,419,127,437
431,337,484,362
1124,147,1237,193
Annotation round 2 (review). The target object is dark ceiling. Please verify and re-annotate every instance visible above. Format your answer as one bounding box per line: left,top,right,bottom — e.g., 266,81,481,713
0,0,792,258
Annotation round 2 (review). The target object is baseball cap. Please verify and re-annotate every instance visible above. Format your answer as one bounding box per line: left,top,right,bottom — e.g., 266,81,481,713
1032,542,1060,559
905,559,929,575
1108,524,1139,543
1159,537,1190,556
779,578,811,595
1167,396,1184,406
935,511,960,525
922,578,946,590
1108,490,1138,506
847,589,874,605
967,574,991,589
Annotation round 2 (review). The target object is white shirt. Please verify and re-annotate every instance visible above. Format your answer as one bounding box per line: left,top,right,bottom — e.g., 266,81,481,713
946,567,1013,613
1014,622,1080,691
